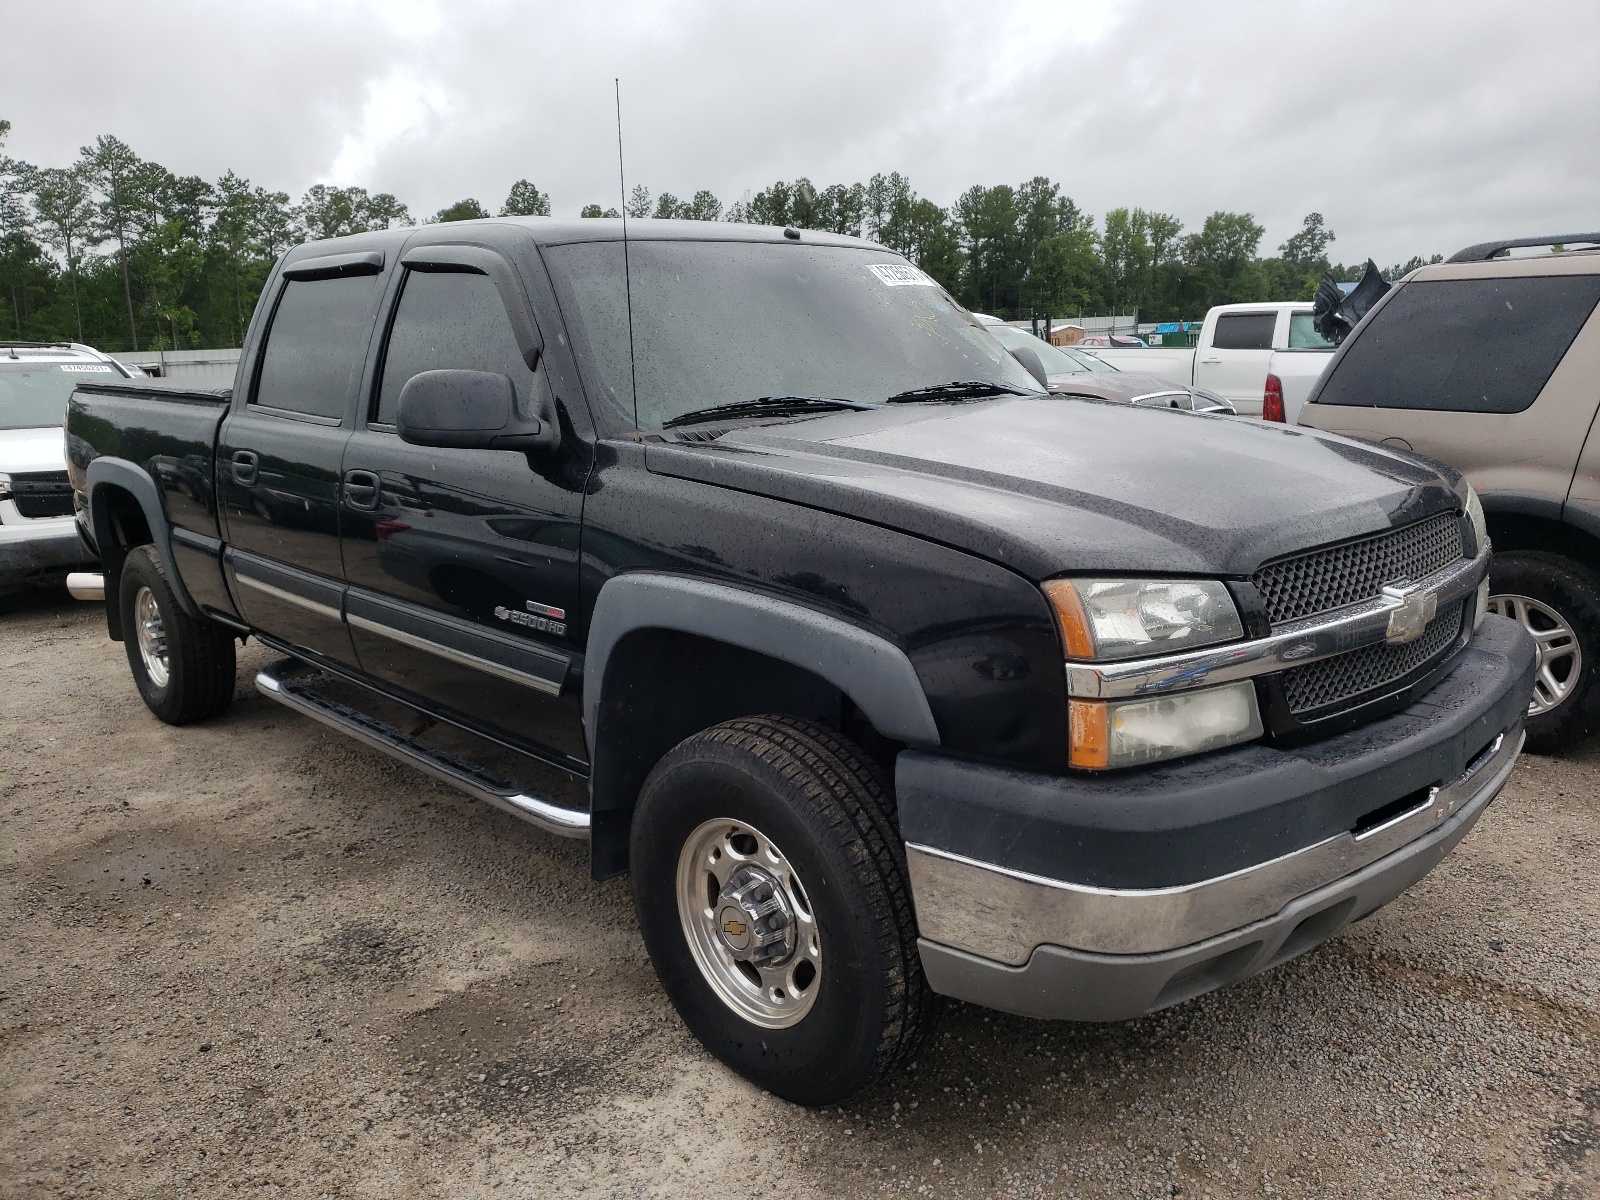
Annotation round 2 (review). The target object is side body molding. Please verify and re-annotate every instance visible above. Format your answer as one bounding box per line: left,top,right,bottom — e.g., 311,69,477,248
86,456,200,633
582,573,942,754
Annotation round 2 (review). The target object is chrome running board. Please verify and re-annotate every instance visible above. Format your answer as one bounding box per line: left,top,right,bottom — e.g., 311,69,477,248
255,662,590,839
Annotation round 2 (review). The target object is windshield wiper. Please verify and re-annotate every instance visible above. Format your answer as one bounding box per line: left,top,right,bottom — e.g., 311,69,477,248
662,395,880,429
886,380,1037,404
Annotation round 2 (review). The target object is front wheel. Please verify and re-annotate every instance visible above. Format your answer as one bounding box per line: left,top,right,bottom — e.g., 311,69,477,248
118,545,237,725
1487,551,1600,753
631,715,940,1106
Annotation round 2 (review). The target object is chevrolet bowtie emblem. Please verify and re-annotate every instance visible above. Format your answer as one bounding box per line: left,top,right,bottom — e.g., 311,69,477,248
1383,582,1438,645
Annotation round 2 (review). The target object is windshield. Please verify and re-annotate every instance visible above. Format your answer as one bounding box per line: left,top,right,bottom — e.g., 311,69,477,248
543,240,1040,429
0,362,117,429
984,324,1102,375
1061,347,1117,372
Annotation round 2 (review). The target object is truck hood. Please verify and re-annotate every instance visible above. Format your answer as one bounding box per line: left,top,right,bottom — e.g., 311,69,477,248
0,426,67,475
643,397,1461,580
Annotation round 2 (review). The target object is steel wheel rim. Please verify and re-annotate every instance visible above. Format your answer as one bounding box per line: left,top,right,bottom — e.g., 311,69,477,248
1486,592,1582,716
675,817,822,1029
133,585,170,689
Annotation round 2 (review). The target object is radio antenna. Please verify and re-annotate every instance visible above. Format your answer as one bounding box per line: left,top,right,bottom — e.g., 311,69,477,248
615,78,639,428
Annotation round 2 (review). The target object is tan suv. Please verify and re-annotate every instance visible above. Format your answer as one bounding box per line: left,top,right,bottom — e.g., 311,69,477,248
1300,233,1600,751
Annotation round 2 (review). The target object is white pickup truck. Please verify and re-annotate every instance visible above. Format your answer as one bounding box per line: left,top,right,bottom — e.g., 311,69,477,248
1074,301,1335,421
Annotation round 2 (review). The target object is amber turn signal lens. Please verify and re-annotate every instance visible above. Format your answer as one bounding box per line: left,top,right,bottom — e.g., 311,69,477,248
1067,699,1110,770
1042,579,1096,659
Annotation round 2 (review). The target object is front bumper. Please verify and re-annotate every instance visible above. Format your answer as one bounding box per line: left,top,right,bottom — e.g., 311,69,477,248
900,615,1536,1021
0,513,97,584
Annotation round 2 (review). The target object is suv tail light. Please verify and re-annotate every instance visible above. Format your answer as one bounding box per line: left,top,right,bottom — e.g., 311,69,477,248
1262,374,1285,423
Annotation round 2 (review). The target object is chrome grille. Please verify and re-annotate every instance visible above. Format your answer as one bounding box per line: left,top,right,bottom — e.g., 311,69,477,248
1253,513,1464,627
1282,602,1465,715
9,470,74,519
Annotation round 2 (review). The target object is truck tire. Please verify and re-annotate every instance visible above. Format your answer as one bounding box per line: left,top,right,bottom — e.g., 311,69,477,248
630,715,940,1105
118,545,237,725
1487,551,1600,753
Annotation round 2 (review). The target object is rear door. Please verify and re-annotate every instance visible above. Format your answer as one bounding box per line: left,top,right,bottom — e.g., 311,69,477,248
1299,265,1600,503
217,253,388,665
338,242,591,767
1194,310,1277,416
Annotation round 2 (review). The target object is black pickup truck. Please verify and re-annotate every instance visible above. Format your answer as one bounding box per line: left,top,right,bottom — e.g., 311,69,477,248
67,219,1535,1105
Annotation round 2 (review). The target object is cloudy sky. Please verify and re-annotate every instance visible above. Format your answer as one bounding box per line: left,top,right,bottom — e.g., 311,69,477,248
4,0,1596,265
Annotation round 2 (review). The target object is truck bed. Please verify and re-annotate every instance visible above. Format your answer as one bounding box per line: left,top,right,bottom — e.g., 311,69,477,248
67,380,231,543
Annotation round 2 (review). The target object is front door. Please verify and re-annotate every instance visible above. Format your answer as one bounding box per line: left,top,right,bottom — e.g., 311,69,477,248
1194,310,1276,416
340,256,590,767
218,266,387,664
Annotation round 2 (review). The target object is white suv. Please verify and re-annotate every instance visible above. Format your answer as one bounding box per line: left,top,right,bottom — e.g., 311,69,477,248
1,342,134,591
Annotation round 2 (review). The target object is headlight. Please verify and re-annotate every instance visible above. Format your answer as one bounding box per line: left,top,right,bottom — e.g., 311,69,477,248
1068,681,1264,770
1043,577,1245,661
1463,484,1488,556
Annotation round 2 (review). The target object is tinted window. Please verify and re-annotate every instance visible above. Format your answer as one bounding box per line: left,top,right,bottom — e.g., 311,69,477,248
1314,275,1600,412
542,240,1038,429
375,270,534,425
254,274,383,419
1287,312,1333,349
1211,313,1276,350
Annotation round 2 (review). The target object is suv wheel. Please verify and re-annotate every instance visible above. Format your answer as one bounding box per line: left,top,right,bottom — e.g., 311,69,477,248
118,545,237,725
1487,551,1600,752
630,715,940,1106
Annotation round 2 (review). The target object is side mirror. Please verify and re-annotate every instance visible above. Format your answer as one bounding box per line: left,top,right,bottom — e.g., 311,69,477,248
1009,345,1050,390
1188,387,1237,415
397,369,560,453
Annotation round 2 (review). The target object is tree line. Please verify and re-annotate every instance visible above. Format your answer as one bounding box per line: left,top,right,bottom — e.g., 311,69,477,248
0,119,1437,353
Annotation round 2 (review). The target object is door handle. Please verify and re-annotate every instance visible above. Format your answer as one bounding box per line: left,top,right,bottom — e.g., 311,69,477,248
1200,358,1221,364
231,450,259,486
344,469,381,511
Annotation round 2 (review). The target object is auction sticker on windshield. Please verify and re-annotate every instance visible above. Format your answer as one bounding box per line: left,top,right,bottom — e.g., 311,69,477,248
60,364,114,372
868,263,937,287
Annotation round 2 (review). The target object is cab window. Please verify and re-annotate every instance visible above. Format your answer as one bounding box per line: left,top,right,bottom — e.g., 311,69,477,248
374,269,535,426
1210,312,1276,350
253,274,383,419
1287,312,1333,349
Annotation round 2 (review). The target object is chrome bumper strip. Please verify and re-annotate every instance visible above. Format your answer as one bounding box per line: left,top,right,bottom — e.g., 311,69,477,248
1065,545,1490,699
905,725,1522,962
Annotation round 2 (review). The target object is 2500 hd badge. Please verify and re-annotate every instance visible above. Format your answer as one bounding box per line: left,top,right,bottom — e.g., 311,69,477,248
494,600,567,637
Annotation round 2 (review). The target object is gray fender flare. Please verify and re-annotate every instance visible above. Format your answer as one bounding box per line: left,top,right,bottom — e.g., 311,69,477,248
1479,491,1566,523
582,573,941,756
86,456,200,617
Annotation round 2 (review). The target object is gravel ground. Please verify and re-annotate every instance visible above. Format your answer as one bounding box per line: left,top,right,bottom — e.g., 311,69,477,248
3,588,1598,1199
